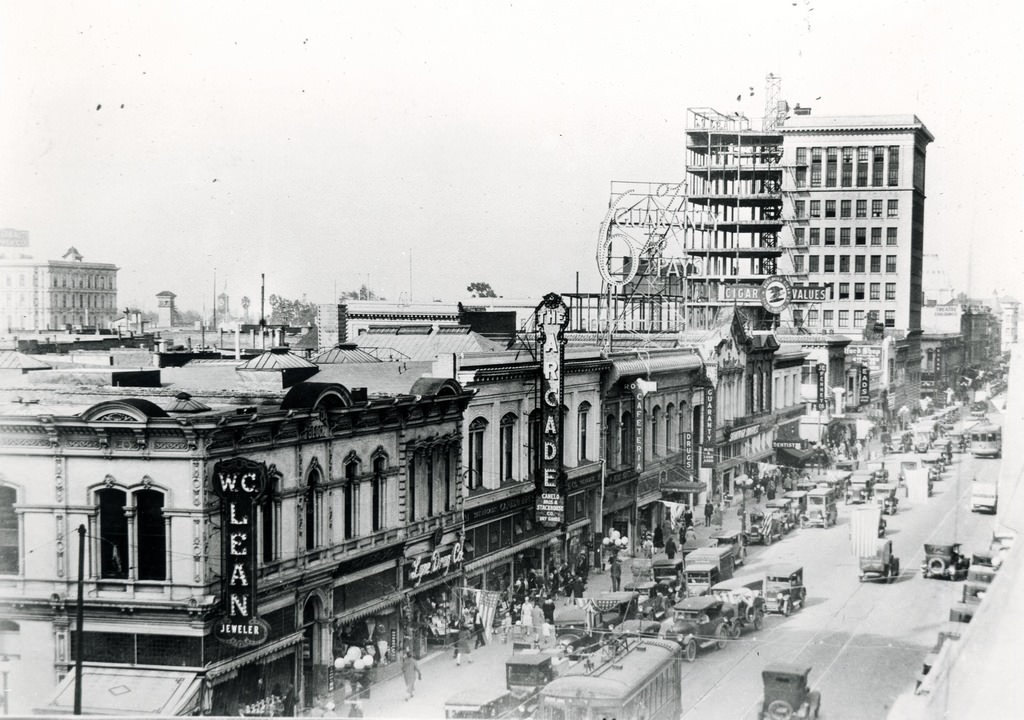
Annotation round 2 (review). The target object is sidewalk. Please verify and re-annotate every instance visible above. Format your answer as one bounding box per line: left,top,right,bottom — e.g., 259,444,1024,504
335,510,749,719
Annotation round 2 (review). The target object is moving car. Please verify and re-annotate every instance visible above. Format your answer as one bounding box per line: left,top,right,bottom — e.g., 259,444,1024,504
763,565,806,616
874,483,899,515
970,481,998,513
765,498,797,531
445,687,515,719
664,596,732,662
709,577,765,635
804,487,837,528
747,511,782,545
921,543,970,580
758,663,821,720
859,539,901,583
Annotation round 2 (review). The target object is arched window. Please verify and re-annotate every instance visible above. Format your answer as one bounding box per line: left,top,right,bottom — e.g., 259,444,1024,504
468,418,488,490
605,414,619,467
305,468,322,551
528,410,542,478
500,413,517,482
0,485,19,575
135,489,165,581
371,456,386,532
443,445,454,511
98,488,128,579
426,447,436,517
577,402,591,462
621,411,633,467
408,452,417,521
343,461,357,540
665,403,676,454
651,406,662,458
261,473,280,563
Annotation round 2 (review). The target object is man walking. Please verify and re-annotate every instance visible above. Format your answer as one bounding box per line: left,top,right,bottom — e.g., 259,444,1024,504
401,651,422,700
704,500,714,527
610,556,622,592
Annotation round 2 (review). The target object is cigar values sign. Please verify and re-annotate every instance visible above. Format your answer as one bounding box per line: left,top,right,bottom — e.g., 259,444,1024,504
212,457,270,647
535,293,569,528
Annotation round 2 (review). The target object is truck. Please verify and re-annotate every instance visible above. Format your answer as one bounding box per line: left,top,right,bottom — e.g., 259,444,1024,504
850,505,884,559
970,481,998,513
859,539,901,583
904,467,932,503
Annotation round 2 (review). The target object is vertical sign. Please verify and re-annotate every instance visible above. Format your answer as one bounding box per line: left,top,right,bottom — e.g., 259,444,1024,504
682,431,694,476
934,347,942,375
701,385,716,468
535,293,569,528
816,363,827,411
859,365,871,406
633,390,644,472
212,457,270,646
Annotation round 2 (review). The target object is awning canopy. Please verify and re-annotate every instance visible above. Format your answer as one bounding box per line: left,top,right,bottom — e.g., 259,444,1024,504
41,666,201,716
776,446,817,468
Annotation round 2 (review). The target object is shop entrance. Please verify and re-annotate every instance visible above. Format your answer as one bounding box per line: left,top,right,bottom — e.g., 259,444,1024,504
302,595,327,708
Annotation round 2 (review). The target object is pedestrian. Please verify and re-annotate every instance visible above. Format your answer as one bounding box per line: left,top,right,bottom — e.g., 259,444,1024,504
542,594,556,624
683,506,694,532
283,682,296,717
575,551,590,582
501,608,512,643
610,557,622,592
571,575,584,599
473,606,486,648
704,500,714,527
520,596,534,631
455,624,473,665
653,525,664,550
531,599,546,641
664,535,677,560
401,651,422,700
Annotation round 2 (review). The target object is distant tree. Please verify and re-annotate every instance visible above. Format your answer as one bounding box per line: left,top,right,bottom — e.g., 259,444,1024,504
240,296,251,321
268,294,317,326
466,282,497,298
340,285,385,301
177,309,202,326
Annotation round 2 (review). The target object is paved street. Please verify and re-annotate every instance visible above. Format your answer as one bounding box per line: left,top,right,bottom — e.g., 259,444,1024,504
337,412,1002,720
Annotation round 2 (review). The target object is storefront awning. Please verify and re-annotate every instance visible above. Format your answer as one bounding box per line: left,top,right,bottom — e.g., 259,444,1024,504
335,595,403,624
463,531,560,573
207,631,305,681
40,665,202,716
776,446,816,468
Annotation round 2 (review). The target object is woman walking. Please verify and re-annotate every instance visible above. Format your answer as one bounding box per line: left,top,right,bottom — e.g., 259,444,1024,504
401,651,422,700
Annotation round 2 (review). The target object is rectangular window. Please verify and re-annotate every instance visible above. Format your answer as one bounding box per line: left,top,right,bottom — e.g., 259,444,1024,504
855,228,866,246
840,228,851,246
857,147,869,186
887,199,898,218
856,200,867,218
808,309,819,325
854,282,865,300
794,227,806,245
854,309,865,326
885,282,897,300
795,200,806,218
824,255,835,273
809,228,820,245
825,200,836,218
793,308,804,326
823,309,834,327
810,200,821,218
839,310,850,327
839,255,850,273
826,147,838,187
841,147,854,187
500,419,514,482
810,147,822,186
840,200,851,218
796,147,808,164
838,282,850,299
872,199,883,218
886,255,897,273
885,310,896,327
870,255,881,273
870,283,881,300
871,228,882,246
824,228,835,245
793,255,805,273
809,255,820,273
887,228,898,246
872,146,885,186
795,167,807,187
855,255,865,273
888,146,900,186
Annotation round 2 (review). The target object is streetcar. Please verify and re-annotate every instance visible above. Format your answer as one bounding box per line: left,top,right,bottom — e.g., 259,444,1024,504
969,423,1002,458
531,636,682,720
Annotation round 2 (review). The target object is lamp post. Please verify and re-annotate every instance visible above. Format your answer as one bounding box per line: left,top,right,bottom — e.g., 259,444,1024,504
0,654,11,716
74,524,85,715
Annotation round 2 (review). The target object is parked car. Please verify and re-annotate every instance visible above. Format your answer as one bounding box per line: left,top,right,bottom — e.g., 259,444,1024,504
445,687,515,719
859,539,901,583
765,498,797,532
709,576,765,635
758,663,822,720
709,530,747,566
783,490,809,519
664,596,732,662
874,483,899,515
846,474,872,504
921,543,970,580
651,557,684,586
804,487,837,528
747,510,782,545
763,565,806,616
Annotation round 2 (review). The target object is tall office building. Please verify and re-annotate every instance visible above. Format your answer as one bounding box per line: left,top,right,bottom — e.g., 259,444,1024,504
777,114,933,333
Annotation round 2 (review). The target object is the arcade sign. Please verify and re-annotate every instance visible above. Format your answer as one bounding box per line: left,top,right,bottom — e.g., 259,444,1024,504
212,458,270,647
536,293,568,528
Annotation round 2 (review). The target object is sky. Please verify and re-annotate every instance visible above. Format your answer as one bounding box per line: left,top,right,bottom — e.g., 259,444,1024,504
2,0,1023,315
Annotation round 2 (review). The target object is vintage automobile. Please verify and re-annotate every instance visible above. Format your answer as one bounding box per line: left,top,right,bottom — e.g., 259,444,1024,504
709,530,747,566
846,475,872,505
747,510,782,545
663,595,732,662
783,490,809,519
709,576,765,636
683,562,721,598
553,591,639,659
445,687,516,719
921,543,971,580
962,564,997,605
949,601,976,623
651,556,684,586
763,564,807,616
859,539,901,583
758,663,822,720
504,653,554,717
919,622,966,682
874,482,899,515
765,498,797,532
803,487,837,528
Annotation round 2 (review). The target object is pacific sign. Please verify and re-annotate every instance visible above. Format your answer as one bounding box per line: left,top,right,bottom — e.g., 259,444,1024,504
535,293,569,528
212,457,270,647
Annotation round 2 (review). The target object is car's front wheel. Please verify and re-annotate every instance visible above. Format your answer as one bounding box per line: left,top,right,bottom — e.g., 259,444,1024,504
684,638,697,662
715,624,728,650
753,611,764,631
781,598,791,617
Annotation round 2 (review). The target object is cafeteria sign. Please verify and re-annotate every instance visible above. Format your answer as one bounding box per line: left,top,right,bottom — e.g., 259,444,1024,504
212,457,270,647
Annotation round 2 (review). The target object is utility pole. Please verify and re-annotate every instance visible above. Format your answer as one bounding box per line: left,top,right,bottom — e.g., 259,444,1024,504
73,524,85,715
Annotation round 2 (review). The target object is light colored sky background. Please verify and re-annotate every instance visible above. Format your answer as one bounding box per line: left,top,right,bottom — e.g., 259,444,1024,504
2,0,1022,315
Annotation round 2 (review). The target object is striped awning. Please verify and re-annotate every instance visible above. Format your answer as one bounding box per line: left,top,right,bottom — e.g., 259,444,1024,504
463,531,561,573
206,631,305,681
335,595,403,624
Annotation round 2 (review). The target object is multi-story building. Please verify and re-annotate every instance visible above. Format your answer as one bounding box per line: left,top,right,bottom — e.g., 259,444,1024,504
0,238,119,333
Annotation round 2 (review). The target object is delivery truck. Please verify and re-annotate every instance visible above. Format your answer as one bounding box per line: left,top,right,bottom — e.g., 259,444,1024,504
850,505,884,559
970,481,998,513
